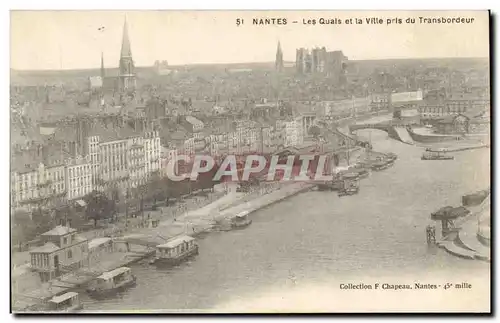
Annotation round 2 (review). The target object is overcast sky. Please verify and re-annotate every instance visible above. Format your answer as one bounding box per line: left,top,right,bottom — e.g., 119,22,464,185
11,10,489,70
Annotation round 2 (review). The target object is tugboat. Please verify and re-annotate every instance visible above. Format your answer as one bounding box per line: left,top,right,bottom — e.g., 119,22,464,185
149,235,199,266
47,292,83,312
421,148,454,160
86,267,137,299
337,173,360,197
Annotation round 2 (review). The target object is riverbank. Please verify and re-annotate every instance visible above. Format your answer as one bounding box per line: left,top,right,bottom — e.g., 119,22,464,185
434,191,490,262
12,181,314,312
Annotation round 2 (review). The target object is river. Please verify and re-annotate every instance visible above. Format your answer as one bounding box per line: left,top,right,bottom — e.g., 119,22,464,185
82,127,491,312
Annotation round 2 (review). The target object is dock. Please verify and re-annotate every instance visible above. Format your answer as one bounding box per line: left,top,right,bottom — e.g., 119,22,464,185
13,245,154,311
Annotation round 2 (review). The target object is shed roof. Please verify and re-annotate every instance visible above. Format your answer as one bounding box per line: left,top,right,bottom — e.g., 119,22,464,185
49,292,78,304
157,235,195,249
88,237,112,250
41,225,76,237
30,242,60,254
97,267,131,280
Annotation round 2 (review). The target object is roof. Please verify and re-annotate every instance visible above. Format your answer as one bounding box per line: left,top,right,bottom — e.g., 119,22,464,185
391,90,423,103
39,126,56,136
76,199,87,207
49,292,78,304
185,115,204,127
41,225,77,237
30,242,60,254
236,211,249,218
157,235,195,249
88,237,112,250
431,206,470,220
98,267,131,280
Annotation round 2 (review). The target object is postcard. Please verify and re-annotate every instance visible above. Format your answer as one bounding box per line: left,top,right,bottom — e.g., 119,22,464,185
10,10,491,313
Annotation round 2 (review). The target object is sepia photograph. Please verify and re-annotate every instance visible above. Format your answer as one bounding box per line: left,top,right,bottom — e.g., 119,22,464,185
10,10,491,313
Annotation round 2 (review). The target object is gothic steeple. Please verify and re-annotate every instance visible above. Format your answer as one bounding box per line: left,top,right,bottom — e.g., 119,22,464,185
118,17,136,92
275,41,284,72
120,17,132,58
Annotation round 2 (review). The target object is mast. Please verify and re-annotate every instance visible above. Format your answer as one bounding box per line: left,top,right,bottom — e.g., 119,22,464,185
347,134,350,167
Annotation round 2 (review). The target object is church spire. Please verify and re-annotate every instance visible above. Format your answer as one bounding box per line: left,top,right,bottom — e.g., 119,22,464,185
100,52,105,79
118,16,136,92
275,41,284,72
120,17,132,58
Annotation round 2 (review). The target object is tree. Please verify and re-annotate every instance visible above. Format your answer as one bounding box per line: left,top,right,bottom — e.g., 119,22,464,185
148,171,165,209
12,208,37,246
83,190,116,227
309,125,321,139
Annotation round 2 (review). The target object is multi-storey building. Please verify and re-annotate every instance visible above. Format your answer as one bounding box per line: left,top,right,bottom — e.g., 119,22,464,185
11,149,66,209
98,139,129,191
160,146,179,177
182,116,204,140
277,118,304,148
184,137,195,159
143,130,161,177
127,136,146,189
370,93,390,111
87,135,101,186
419,92,490,121
65,155,93,201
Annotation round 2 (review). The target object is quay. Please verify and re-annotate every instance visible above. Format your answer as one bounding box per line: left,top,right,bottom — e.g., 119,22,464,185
12,141,395,312
431,190,490,262
12,181,314,312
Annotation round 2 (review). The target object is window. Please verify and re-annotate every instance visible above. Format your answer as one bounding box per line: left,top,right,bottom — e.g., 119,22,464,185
63,237,67,245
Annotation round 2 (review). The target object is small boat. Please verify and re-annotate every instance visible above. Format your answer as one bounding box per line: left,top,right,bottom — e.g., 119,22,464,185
149,235,199,266
86,267,137,298
338,187,359,197
231,211,252,229
343,172,360,181
47,292,83,313
371,160,394,171
352,167,370,179
337,173,360,197
421,149,454,160
349,162,370,179
385,153,398,161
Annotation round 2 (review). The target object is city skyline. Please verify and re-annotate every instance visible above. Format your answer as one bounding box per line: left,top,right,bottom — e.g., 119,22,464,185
11,10,489,71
